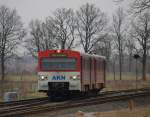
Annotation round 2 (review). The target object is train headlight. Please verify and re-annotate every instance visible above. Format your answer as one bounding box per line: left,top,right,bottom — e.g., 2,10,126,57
41,76,45,80
72,76,77,80
39,75,48,81
70,75,80,80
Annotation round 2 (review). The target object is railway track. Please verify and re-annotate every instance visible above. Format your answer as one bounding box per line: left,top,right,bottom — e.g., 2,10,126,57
0,97,48,107
0,88,136,107
1,88,150,117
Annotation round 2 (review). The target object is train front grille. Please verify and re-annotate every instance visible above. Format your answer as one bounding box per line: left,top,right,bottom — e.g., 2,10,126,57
48,82,69,91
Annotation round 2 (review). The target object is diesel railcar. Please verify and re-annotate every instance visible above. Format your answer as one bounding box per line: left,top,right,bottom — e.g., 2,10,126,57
37,50,106,99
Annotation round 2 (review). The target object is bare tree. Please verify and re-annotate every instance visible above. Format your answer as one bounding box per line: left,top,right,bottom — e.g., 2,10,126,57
94,34,113,72
94,34,112,62
26,19,58,58
0,6,25,81
131,12,150,80
53,8,77,49
115,0,150,13
131,0,150,13
125,36,136,72
112,7,127,80
26,20,41,57
26,8,77,57
76,3,107,53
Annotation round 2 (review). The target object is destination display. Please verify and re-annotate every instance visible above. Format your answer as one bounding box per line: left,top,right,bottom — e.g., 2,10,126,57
50,53,67,57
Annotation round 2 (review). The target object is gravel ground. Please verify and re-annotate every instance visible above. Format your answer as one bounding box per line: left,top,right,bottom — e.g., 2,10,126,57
25,95,150,117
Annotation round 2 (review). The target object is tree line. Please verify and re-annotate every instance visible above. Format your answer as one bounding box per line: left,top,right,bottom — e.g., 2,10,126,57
0,1,150,81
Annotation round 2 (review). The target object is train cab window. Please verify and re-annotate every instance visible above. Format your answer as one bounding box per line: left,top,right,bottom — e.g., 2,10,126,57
41,58,77,70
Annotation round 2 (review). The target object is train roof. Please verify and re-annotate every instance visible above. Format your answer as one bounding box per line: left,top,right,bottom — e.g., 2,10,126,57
38,49,106,60
80,53,106,60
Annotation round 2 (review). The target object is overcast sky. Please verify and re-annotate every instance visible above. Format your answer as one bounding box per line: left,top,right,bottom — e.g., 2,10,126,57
0,0,131,54
0,0,130,27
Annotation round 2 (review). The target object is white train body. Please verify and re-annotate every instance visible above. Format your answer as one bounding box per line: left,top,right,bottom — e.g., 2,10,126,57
38,72,81,91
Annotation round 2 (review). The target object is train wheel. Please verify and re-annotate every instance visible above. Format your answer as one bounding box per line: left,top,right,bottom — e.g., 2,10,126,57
92,89,100,96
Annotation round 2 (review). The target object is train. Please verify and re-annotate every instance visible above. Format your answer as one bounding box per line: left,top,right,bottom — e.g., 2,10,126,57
37,50,106,100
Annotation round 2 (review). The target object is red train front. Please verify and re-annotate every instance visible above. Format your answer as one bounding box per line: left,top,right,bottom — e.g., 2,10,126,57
38,50,106,100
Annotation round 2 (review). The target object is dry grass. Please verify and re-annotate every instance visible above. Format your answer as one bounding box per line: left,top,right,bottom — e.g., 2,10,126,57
22,92,47,100
107,73,150,81
0,79,46,101
107,73,135,80
93,107,150,117
103,80,150,91
74,106,150,117
104,73,150,91
4,74,37,81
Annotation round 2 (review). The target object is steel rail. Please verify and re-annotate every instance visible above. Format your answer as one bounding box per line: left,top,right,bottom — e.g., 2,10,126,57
0,97,48,107
1,88,150,117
